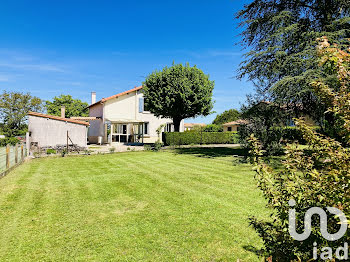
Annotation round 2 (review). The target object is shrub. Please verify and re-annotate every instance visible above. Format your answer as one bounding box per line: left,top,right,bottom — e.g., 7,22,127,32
202,124,223,132
144,144,152,151
153,141,163,151
109,147,115,153
247,37,350,261
46,149,56,155
0,137,20,146
163,131,239,146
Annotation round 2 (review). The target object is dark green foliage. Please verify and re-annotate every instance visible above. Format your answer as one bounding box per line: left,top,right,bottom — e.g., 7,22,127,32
163,132,239,146
247,36,350,262
212,109,240,125
153,141,163,151
46,149,57,155
142,63,214,131
202,124,223,132
46,95,89,118
0,137,20,146
0,91,43,137
237,0,350,125
239,100,289,155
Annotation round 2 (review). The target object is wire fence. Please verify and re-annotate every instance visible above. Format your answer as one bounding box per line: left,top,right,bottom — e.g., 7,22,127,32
0,144,28,178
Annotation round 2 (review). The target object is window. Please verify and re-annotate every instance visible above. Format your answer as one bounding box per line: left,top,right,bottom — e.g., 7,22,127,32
144,122,149,135
144,98,150,112
165,123,173,132
113,124,127,134
227,126,232,131
139,97,150,113
139,98,144,113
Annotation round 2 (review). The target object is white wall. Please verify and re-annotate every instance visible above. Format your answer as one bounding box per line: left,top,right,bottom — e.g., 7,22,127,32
28,115,88,148
88,90,185,144
88,103,104,143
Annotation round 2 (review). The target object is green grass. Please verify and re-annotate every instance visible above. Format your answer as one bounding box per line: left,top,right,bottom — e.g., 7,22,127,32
0,149,269,261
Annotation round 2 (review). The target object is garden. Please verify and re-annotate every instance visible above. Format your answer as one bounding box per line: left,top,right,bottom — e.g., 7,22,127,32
0,149,269,261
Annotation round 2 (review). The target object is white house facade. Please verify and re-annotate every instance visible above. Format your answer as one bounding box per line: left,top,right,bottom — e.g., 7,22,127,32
88,86,184,144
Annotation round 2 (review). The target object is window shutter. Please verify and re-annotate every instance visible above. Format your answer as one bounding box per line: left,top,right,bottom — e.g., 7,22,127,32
139,98,144,113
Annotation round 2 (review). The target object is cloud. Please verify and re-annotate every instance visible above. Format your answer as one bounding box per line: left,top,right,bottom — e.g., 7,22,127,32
0,75,10,82
207,51,243,57
172,49,243,59
0,62,65,72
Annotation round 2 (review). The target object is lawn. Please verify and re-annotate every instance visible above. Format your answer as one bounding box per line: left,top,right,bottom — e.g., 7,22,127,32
0,149,269,261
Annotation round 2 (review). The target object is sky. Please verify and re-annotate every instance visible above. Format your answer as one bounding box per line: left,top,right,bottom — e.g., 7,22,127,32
0,0,254,124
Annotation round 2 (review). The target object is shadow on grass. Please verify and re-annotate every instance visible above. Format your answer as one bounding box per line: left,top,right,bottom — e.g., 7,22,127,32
173,147,249,158
243,245,265,258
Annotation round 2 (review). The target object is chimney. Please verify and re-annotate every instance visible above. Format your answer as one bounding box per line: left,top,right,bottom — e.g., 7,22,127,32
91,92,96,104
61,106,65,118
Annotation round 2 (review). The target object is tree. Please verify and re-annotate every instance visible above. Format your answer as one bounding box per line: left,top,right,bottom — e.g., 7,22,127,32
142,63,214,131
46,95,89,118
240,100,289,155
248,38,350,261
212,109,240,125
203,124,223,132
0,91,43,137
237,0,350,126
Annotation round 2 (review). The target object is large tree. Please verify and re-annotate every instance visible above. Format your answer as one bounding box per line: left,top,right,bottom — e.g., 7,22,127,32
46,95,88,118
212,109,240,125
0,91,44,137
248,37,350,262
237,0,350,125
142,63,214,131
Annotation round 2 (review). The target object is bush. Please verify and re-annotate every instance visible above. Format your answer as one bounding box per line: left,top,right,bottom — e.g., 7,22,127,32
153,141,163,151
46,149,56,155
144,144,152,151
163,131,239,146
109,147,115,153
202,124,223,132
0,137,20,146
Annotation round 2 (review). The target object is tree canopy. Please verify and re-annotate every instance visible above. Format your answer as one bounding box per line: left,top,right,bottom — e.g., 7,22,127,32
0,91,44,137
46,95,89,118
248,36,350,261
142,63,214,131
212,109,240,125
237,0,350,123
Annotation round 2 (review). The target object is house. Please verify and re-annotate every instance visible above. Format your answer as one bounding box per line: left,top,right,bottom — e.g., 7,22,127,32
222,119,248,132
184,123,206,131
28,111,89,148
87,86,184,144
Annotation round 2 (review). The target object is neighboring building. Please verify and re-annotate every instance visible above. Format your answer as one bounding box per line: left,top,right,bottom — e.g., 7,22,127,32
88,86,184,144
28,112,89,148
184,123,206,131
223,119,248,132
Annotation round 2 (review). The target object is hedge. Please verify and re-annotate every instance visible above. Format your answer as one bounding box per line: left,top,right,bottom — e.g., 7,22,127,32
163,131,239,146
0,137,20,147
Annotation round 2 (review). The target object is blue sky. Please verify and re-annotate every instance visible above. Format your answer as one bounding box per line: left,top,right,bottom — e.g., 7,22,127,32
0,0,253,123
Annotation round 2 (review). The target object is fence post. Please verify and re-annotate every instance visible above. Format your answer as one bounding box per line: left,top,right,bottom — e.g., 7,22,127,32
15,144,18,164
67,130,69,154
21,144,24,161
6,145,10,170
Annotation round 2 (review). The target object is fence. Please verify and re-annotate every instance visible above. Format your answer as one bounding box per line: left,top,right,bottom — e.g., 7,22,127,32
0,144,28,178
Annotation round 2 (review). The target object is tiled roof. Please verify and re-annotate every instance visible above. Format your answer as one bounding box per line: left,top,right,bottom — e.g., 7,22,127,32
184,123,206,127
28,112,90,126
222,119,249,126
89,86,143,108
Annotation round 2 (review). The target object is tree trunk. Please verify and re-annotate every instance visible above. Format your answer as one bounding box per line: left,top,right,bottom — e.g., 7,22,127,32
173,118,182,132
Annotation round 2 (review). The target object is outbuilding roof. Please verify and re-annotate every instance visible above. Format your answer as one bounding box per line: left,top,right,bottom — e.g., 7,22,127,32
222,119,249,126
28,112,90,126
89,85,143,108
